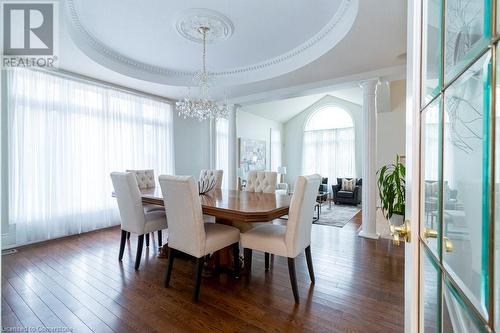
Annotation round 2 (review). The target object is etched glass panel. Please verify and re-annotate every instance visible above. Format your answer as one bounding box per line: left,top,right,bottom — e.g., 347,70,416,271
421,98,441,256
422,0,442,106
442,278,488,332
445,0,489,83
442,52,491,318
495,43,500,331
421,247,441,333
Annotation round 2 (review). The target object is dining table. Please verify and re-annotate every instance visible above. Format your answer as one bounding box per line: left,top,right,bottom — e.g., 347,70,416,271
137,187,291,271
140,187,290,223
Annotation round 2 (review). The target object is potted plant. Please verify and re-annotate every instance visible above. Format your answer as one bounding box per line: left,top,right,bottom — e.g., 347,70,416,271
377,154,405,226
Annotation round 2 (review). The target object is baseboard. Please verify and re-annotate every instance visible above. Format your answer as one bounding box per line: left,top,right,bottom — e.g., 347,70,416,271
358,230,380,240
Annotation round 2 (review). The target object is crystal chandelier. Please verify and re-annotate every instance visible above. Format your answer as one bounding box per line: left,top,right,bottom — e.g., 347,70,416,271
176,26,230,121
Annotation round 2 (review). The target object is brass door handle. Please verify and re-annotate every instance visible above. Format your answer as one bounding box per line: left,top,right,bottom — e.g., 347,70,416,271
390,220,411,245
423,228,453,252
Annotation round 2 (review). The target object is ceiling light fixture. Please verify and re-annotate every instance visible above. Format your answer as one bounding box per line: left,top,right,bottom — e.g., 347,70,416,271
176,26,229,121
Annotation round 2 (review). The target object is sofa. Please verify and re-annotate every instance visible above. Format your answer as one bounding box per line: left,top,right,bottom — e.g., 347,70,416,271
332,178,362,205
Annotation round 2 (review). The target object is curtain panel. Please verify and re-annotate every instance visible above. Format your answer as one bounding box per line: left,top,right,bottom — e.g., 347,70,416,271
270,129,282,174
215,118,229,189
6,69,174,247
302,127,356,185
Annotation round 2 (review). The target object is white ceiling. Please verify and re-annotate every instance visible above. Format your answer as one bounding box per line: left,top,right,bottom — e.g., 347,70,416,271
56,0,407,103
240,87,362,123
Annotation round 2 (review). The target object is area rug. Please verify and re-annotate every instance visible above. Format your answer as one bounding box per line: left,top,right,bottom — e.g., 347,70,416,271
313,204,361,228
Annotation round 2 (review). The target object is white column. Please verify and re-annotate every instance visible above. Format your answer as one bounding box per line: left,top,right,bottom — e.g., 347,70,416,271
228,105,238,189
359,79,380,240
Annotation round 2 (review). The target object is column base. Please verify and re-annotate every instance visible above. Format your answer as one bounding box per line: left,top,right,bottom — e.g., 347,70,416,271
358,230,380,240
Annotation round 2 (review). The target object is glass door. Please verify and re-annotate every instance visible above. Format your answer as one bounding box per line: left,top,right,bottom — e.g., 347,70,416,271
418,0,496,331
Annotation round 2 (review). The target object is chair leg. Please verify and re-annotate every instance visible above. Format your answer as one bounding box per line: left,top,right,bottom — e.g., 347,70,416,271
119,230,127,261
165,248,175,287
233,243,240,278
145,233,150,247
158,230,162,248
244,248,252,276
127,231,131,240
288,257,299,303
305,245,315,284
135,235,144,270
265,252,270,271
193,257,204,302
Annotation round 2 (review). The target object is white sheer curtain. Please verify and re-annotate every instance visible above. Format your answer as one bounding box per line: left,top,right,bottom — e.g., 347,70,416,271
7,69,174,247
270,129,282,173
215,118,229,188
302,127,356,182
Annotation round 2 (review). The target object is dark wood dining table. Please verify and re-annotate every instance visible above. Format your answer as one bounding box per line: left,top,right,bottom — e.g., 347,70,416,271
139,187,290,224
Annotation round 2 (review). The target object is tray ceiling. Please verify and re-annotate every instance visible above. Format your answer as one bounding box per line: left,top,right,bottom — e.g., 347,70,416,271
64,0,358,86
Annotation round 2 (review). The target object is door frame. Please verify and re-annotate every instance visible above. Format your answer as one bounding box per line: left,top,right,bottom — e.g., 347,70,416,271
405,0,422,331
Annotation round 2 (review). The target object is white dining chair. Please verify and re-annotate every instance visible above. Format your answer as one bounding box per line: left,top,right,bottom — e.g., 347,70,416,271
158,175,240,301
245,171,277,193
240,174,321,303
111,172,168,270
126,169,165,246
199,169,224,189
233,171,278,233
199,169,224,223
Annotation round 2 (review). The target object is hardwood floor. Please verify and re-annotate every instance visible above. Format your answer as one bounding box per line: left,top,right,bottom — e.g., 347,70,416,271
1,212,404,332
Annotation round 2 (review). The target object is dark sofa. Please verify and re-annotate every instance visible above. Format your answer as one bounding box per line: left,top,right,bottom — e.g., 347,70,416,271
332,178,362,205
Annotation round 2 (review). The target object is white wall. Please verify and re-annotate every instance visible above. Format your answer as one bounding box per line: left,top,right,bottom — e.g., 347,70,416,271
172,113,211,176
284,95,363,188
377,80,406,169
236,110,284,172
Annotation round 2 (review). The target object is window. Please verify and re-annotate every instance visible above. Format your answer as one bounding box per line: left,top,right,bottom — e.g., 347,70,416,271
270,129,282,173
302,106,356,185
6,69,174,247
215,118,229,188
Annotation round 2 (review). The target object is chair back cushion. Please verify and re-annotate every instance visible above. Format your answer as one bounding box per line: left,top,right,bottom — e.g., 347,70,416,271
158,175,206,257
245,171,277,193
285,174,321,257
110,172,146,234
126,169,155,189
199,169,224,189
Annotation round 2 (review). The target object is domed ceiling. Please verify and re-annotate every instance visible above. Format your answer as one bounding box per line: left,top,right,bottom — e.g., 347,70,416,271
64,0,359,86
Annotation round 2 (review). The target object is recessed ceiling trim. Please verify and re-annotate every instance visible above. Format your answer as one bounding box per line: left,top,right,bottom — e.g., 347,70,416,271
65,0,359,86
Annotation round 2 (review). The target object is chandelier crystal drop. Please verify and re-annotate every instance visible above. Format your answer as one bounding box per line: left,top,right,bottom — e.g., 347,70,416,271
176,26,230,121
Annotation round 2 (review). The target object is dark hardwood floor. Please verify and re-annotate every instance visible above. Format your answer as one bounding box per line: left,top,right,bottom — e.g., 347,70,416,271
1,212,404,332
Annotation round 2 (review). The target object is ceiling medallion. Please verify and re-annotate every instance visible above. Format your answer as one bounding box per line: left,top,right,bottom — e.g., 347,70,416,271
175,8,234,43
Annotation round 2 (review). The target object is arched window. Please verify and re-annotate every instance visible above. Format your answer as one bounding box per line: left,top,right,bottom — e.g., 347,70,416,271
302,106,356,185
304,107,353,131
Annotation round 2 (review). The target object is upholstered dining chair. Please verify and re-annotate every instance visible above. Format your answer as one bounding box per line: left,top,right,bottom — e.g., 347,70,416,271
126,169,164,246
234,171,279,233
241,174,321,303
158,175,241,301
199,169,224,189
111,172,168,270
199,169,224,223
245,171,277,193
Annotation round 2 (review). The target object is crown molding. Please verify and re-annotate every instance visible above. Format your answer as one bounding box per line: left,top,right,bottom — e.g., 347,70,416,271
231,65,406,106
